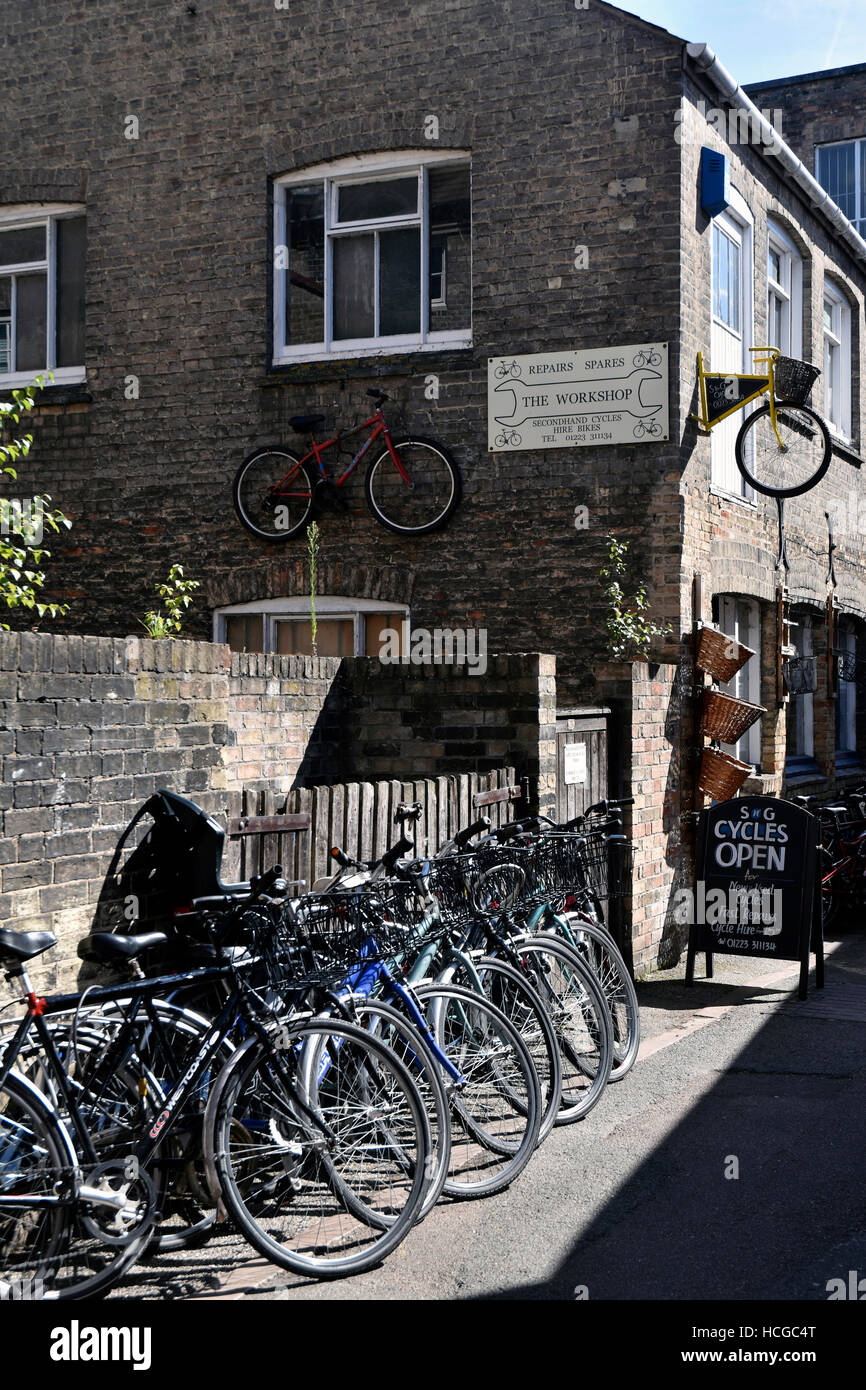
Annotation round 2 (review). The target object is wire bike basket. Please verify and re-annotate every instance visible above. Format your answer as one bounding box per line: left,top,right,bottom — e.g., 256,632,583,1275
782,654,818,695
773,356,821,406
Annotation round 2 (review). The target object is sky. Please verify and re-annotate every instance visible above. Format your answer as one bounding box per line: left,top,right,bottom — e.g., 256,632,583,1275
620,0,866,85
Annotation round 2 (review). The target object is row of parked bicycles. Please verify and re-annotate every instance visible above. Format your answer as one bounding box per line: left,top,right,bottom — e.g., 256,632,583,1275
792,783,866,930
0,790,638,1299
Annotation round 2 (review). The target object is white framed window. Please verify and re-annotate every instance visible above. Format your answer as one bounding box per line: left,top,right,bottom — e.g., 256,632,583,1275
835,619,857,757
274,151,471,364
786,612,815,764
0,205,85,387
214,596,410,659
710,190,754,499
766,221,803,358
822,279,852,440
816,140,866,235
717,595,762,769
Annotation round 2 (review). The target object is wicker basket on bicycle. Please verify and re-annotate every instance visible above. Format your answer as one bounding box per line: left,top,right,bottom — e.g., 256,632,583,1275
773,356,821,406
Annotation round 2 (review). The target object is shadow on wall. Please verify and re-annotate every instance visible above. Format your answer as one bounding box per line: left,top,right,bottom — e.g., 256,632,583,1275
289,664,351,789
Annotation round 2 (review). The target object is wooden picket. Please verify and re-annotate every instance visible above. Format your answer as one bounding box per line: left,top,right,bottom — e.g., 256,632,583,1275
221,767,522,887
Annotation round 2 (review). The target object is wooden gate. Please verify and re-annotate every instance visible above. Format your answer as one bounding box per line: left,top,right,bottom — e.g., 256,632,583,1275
555,707,609,822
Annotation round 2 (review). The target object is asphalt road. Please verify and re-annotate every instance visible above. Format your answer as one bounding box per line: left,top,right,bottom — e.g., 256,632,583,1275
109,929,866,1303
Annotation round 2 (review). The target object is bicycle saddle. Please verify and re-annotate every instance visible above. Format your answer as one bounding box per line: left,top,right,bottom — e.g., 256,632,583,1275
288,413,325,432
77,931,168,964
0,928,57,963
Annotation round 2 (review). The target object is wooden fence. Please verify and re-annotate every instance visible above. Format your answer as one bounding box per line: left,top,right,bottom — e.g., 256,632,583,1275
222,767,523,889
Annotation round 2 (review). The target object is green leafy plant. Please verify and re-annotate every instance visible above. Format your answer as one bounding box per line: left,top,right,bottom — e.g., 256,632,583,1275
0,375,71,630
141,564,200,638
599,534,671,662
306,520,320,655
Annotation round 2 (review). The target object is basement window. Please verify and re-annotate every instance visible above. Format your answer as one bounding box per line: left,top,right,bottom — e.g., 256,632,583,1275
215,597,409,658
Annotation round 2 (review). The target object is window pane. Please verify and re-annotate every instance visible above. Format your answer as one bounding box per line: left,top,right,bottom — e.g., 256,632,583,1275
337,178,417,223
276,618,353,656
729,239,740,332
379,227,420,335
768,247,781,283
285,184,324,346
817,144,857,221
0,225,45,267
0,276,10,373
225,615,264,653
15,271,47,371
333,234,374,339
56,216,85,367
769,291,783,351
428,166,470,332
365,612,405,658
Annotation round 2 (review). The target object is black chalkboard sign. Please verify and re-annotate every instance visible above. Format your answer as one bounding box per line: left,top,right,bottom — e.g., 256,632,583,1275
685,796,823,1000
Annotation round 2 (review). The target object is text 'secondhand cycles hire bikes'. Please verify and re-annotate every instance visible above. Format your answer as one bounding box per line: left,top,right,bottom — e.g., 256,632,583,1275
233,389,461,541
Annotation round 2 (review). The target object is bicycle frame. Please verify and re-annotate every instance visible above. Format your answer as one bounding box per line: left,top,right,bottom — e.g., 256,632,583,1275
0,962,330,1212
274,409,411,495
691,346,786,449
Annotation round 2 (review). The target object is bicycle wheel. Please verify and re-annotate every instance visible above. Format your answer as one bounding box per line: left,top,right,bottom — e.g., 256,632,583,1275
365,436,461,536
435,957,561,1144
301,997,452,1222
561,914,640,1081
3,1001,227,1253
233,447,315,541
504,933,613,1123
413,982,541,1199
735,402,831,498
208,1021,429,1279
0,1071,152,1301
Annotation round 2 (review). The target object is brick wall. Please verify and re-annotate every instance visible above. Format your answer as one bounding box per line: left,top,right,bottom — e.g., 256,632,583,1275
0,633,553,991
0,0,686,705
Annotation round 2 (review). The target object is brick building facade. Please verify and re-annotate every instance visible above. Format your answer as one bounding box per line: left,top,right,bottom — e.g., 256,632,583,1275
3,2,866,971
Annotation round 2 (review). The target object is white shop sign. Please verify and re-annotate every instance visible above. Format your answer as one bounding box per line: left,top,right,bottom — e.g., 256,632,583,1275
563,742,587,786
488,343,669,451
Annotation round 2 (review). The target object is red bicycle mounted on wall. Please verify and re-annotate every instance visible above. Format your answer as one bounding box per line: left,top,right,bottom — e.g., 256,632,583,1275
233,389,461,541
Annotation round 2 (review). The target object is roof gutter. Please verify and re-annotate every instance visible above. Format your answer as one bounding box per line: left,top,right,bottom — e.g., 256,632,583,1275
685,41,866,270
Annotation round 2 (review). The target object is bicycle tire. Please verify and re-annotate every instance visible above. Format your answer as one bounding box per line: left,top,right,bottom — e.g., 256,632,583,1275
561,913,641,1081
233,446,315,541
503,933,613,1123
300,997,451,1223
734,402,831,498
413,982,541,1199
434,956,561,1144
0,1070,151,1301
3,1001,230,1253
365,436,461,536
207,1021,429,1279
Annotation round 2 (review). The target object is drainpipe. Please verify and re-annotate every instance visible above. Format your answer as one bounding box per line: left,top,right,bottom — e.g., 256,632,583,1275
685,41,866,270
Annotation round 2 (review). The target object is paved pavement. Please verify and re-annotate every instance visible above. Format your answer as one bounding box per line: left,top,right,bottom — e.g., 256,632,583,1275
109,927,866,1302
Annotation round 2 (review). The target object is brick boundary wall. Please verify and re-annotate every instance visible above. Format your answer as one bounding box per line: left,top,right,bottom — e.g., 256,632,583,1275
0,633,553,992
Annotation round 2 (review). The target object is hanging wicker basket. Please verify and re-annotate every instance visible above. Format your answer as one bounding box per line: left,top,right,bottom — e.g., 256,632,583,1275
697,746,752,800
700,689,766,743
782,655,817,695
695,625,755,684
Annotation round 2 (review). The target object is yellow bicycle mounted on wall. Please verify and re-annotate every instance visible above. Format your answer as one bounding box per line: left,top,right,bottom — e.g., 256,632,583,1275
691,346,832,498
